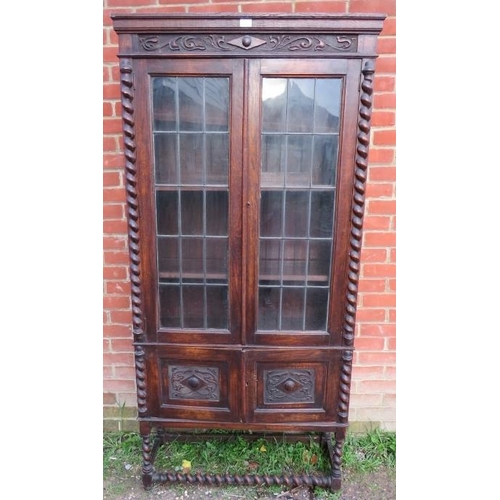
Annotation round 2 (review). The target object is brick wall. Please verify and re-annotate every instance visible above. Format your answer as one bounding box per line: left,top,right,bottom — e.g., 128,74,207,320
103,0,396,432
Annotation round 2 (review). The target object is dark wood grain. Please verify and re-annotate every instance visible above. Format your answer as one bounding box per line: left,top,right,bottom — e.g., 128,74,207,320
112,13,385,492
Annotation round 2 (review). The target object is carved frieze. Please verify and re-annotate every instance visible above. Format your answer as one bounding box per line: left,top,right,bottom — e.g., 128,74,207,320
169,366,220,401
138,34,357,54
264,369,315,403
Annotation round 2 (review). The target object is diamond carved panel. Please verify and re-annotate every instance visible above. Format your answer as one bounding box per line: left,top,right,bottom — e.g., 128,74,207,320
169,365,220,401
263,369,315,403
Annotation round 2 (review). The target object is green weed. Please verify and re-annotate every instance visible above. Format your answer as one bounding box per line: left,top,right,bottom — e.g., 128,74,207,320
103,429,396,479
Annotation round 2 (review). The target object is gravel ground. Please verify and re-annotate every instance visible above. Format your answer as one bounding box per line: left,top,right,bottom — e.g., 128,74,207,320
104,467,396,500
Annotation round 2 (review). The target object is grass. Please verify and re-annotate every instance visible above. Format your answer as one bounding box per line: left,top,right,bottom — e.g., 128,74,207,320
104,429,395,479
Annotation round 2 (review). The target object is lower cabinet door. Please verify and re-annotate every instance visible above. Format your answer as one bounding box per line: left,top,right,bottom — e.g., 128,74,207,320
245,349,342,424
146,346,242,422
145,346,342,426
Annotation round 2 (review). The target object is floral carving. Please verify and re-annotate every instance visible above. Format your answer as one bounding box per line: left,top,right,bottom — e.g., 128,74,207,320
138,34,357,53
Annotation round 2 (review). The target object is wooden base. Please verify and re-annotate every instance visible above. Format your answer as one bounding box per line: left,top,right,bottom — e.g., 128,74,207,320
140,423,346,493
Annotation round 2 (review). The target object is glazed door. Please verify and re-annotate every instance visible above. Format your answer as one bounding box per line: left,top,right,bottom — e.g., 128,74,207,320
245,58,362,348
134,59,245,346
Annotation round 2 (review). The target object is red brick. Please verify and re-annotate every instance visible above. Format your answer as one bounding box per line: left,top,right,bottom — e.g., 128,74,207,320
367,199,395,215
103,380,136,392
357,379,395,394
349,393,382,407
108,0,157,6
349,0,396,16
104,295,131,310
109,28,119,46
104,136,118,152
110,310,133,325
241,2,294,13
114,366,136,379
104,235,127,251
387,337,396,350
103,366,114,379
360,248,387,263
391,215,396,230
103,205,124,221
358,279,386,293
373,129,396,146
351,365,384,380
390,248,396,262
295,2,347,13
104,118,123,135
360,324,396,337
389,309,396,322
104,352,134,366
366,182,393,198
355,308,385,322
382,392,396,406
362,215,391,231
106,280,131,295
381,17,396,36
135,6,186,13
354,337,385,350
388,278,396,291
371,111,395,127
373,93,396,110
103,101,113,117
363,293,396,307
103,8,113,27
375,56,396,74
104,251,130,265
104,171,121,187
374,76,395,93
104,153,125,169
363,232,396,247
356,407,395,421
357,351,396,365
103,266,128,280
369,166,396,182
104,219,128,235
111,64,121,83
104,324,131,338
103,83,120,100
103,392,117,405
368,148,394,164
110,338,134,352
188,4,239,13
378,37,396,55
103,187,127,203
104,46,119,64
363,264,395,278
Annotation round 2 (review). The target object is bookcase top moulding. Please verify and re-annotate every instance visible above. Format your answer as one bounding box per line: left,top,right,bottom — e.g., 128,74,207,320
111,13,386,59
111,13,386,32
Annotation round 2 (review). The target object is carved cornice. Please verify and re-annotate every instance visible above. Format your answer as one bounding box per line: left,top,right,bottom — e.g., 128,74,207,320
138,34,357,54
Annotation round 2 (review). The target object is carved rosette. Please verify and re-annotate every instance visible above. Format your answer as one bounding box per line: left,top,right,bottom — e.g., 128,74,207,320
138,34,357,54
119,58,147,415
343,60,375,347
